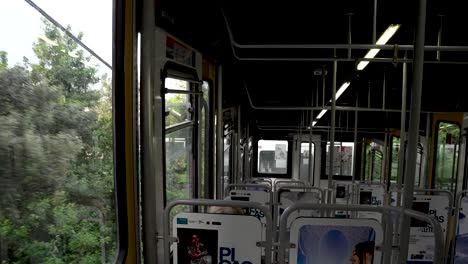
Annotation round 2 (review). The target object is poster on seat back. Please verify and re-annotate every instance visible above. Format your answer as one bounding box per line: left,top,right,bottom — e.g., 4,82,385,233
407,194,449,263
277,190,321,226
226,190,270,223
455,196,468,264
357,185,385,222
288,218,383,264
334,182,354,218
173,212,263,264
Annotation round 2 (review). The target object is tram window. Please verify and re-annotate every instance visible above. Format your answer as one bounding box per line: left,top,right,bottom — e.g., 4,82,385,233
257,140,288,174
0,2,117,262
165,127,193,203
390,137,423,186
326,142,354,176
165,76,189,90
299,142,315,180
390,137,400,183
363,141,383,182
434,122,461,191
223,136,231,191
165,78,191,127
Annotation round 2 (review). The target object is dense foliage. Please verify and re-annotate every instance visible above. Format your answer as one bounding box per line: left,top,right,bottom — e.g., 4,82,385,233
0,19,115,263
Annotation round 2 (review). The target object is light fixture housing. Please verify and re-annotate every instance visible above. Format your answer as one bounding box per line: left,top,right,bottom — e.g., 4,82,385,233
357,24,401,71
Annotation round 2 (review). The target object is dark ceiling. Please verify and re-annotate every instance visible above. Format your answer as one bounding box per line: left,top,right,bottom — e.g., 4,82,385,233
154,0,468,131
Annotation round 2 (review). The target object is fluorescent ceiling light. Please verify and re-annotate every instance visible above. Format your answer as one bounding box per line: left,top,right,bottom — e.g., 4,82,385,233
316,109,327,120
312,121,318,127
357,24,401,71
335,82,351,100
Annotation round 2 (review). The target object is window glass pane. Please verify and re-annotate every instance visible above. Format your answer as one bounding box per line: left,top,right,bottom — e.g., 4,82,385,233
391,137,423,186
165,77,189,90
0,2,116,262
165,127,193,204
299,142,315,180
363,141,383,182
257,140,288,174
326,142,354,176
165,93,191,127
390,137,400,183
435,122,460,191
223,136,231,191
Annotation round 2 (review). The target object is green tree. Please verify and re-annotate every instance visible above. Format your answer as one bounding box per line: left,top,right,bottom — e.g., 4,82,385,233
0,19,115,263
0,51,7,71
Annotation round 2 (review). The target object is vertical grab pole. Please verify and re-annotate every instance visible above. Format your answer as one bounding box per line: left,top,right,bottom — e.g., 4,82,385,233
398,0,427,263
309,82,314,185
396,51,408,205
373,0,378,43
140,0,164,262
328,59,337,200
352,96,358,183
216,66,224,198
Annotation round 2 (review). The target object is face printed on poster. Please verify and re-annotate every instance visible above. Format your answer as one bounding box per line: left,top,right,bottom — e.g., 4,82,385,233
455,196,468,264
289,218,383,264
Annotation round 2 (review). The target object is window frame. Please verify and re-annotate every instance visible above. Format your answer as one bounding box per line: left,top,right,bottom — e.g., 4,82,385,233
254,138,293,179
161,63,202,206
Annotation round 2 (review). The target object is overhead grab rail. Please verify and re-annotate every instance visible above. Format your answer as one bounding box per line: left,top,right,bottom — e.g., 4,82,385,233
221,10,468,64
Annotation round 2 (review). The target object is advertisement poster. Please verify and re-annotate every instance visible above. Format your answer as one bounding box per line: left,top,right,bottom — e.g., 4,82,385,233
227,190,270,223
455,196,468,264
357,186,385,222
173,213,262,264
289,218,383,264
275,144,287,168
407,195,449,263
278,190,321,225
334,182,354,218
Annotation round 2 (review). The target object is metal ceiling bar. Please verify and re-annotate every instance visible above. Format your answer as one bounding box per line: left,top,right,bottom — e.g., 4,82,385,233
398,0,427,262
235,56,468,64
373,0,378,43
231,43,468,51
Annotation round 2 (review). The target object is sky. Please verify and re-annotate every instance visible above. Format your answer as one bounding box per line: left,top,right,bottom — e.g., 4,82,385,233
0,0,112,77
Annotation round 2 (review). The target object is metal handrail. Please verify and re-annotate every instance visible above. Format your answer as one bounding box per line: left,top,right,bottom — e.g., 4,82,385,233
278,204,444,264
163,199,273,264
450,190,468,263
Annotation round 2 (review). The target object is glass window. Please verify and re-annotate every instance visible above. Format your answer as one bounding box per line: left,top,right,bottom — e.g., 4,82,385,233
435,122,461,191
299,142,315,180
257,140,288,174
165,127,193,204
363,141,384,182
326,142,354,176
389,136,423,186
0,3,116,262
390,137,400,183
165,77,189,90
165,78,192,128
223,135,231,192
